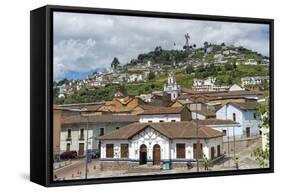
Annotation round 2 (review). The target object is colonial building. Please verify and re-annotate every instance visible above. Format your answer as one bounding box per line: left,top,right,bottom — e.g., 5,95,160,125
163,72,181,101
99,121,224,168
60,114,139,156
216,101,261,137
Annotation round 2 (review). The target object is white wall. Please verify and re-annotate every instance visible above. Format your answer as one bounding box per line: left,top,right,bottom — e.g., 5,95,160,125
100,127,223,161
1,0,279,192
139,114,181,123
191,112,206,120
217,104,260,136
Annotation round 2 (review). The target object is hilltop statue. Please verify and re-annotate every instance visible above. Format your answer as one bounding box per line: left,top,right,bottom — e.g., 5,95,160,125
184,33,191,52
185,33,190,47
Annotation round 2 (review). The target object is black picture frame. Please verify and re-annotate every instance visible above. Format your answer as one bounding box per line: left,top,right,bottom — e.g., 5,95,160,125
30,4,274,187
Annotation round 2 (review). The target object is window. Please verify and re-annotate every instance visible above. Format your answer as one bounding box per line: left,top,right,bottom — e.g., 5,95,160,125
159,120,164,122
193,143,203,159
148,120,153,123
121,144,129,158
176,143,186,159
106,144,114,158
232,113,236,121
67,129,71,140
246,127,251,137
217,145,221,157
79,129,84,140
253,112,257,119
116,127,120,130
66,143,70,152
100,128,104,136
223,130,227,136
171,120,176,122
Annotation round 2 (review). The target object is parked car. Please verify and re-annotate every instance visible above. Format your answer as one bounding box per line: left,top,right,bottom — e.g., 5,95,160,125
60,151,77,160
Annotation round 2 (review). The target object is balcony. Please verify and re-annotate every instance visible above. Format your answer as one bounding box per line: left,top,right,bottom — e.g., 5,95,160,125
66,137,72,141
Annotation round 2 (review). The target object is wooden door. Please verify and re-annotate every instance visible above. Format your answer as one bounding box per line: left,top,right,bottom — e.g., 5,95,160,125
217,145,220,157
246,127,251,137
139,144,147,165
79,143,84,156
193,143,203,159
211,147,215,160
153,144,161,165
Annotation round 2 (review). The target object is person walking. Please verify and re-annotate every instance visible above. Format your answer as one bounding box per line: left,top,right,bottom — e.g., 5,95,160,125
203,154,209,171
235,157,240,170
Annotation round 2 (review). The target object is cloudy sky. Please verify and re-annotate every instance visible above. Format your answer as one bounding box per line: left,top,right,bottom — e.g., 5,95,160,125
53,12,270,80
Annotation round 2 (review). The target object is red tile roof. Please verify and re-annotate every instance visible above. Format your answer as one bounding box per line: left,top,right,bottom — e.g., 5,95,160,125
228,101,258,110
195,119,239,125
62,114,139,124
140,106,187,115
99,121,224,140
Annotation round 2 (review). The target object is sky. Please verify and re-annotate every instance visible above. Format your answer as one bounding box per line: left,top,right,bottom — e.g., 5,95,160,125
53,12,270,80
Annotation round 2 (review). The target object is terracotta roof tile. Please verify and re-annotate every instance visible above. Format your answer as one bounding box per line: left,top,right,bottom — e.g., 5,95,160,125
195,119,239,125
99,121,224,140
229,101,258,110
140,106,186,115
62,114,139,124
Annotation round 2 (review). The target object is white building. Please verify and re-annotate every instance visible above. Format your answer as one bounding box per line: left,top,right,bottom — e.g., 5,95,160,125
99,122,224,167
241,76,269,87
216,102,261,137
163,72,181,101
214,54,227,64
229,84,244,91
139,106,191,123
60,114,139,156
128,74,144,82
245,59,258,65
193,77,216,87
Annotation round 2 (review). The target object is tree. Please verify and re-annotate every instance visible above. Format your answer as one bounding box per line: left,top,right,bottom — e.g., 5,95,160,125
224,62,233,71
203,41,209,48
111,57,120,70
148,72,156,80
186,65,194,74
252,93,270,168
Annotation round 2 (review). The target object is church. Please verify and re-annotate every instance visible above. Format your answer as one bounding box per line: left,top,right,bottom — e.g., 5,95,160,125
98,121,224,170
163,72,181,101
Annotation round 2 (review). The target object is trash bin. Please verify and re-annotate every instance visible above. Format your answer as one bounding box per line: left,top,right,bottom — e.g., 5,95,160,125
165,163,170,170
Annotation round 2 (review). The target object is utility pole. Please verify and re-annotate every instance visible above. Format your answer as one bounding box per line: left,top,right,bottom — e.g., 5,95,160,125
195,96,200,172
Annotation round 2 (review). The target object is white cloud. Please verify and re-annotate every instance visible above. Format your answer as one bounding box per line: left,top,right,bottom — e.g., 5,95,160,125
53,12,270,80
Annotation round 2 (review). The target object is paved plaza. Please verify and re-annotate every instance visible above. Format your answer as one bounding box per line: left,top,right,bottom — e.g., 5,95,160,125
54,139,264,181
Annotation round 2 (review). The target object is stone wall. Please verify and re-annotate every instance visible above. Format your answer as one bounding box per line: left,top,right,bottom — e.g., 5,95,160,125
100,161,137,171
223,136,261,155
